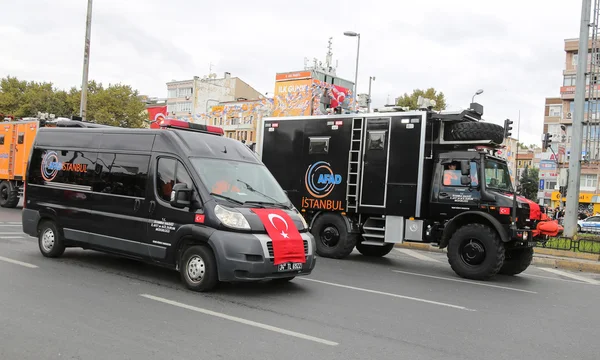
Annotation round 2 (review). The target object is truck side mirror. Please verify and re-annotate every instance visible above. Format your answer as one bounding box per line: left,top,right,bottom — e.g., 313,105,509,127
461,175,471,186
460,160,470,176
170,183,192,209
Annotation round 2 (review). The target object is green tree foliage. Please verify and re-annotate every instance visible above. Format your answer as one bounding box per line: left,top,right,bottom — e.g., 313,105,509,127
396,88,447,111
519,166,539,201
0,76,146,128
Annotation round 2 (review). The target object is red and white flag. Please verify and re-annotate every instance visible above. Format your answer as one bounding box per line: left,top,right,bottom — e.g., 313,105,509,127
252,209,306,265
147,106,167,129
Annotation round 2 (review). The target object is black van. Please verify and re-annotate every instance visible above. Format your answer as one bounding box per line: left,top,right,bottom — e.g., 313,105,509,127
21,119,316,291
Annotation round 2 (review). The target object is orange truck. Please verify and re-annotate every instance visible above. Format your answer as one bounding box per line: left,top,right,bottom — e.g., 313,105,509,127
0,119,40,208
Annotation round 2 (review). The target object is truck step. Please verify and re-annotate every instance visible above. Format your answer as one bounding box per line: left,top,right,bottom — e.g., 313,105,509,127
360,240,387,246
363,226,384,231
362,233,385,239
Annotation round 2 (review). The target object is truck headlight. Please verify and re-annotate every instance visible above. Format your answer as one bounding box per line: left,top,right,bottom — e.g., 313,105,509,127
214,204,251,230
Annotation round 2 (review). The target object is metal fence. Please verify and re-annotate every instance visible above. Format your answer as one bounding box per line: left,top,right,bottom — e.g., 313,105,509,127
537,236,600,255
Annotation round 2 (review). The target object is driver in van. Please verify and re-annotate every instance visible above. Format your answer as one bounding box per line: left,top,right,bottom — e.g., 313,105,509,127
211,166,241,195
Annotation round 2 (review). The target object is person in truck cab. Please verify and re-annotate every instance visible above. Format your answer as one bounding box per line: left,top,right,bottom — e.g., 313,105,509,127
443,163,461,186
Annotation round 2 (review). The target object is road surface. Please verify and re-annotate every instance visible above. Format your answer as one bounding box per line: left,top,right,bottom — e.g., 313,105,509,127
1,205,599,360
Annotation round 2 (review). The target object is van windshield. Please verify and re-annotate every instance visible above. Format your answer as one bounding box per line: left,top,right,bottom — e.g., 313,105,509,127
190,158,290,206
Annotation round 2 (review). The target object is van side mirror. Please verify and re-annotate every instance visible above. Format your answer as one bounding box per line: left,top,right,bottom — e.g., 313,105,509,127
170,183,192,209
461,175,471,186
460,160,470,176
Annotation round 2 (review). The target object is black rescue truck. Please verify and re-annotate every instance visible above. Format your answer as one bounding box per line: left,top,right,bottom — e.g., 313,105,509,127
257,102,553,280
22,119,316,291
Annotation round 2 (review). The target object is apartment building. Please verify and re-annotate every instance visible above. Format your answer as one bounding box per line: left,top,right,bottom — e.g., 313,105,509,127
543,37,600,209
166,72,264,122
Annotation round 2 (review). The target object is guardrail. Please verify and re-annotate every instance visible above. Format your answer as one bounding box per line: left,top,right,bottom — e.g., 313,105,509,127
537,235,600,255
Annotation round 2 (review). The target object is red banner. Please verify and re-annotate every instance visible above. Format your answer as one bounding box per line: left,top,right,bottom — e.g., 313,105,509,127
147,106,167,129
252,209,306,265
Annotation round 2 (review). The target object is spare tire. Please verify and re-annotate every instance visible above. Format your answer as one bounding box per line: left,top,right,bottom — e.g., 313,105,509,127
449,122,505,144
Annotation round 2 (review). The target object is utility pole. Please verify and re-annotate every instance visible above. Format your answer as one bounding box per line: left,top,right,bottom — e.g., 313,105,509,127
564,0,592,237
79,0,93,121
367,76,375,112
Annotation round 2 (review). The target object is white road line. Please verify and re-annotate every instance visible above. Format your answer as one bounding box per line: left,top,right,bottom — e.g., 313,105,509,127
0,233,24,236
140,294,339,346
392,270,537,294
538,268,600,285
0,236,26,239
0,255,38,268
0,225,21,227
298,278,475,311
523,273,591,285
395,248,441,262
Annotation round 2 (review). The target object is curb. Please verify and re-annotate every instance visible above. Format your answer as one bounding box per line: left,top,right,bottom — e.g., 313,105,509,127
394,242,600,274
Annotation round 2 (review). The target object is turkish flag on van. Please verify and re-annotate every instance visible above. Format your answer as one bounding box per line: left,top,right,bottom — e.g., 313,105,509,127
252,209,306,265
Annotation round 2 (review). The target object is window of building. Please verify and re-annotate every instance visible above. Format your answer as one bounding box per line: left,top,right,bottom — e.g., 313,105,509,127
573,53,578,66
563,75,576,86
95,153,150,197
167,89,177,98
581,174,598,189
155,157,193,203
549,105,562,117
176,101,193,112
177,87,193,98
546,181,557,190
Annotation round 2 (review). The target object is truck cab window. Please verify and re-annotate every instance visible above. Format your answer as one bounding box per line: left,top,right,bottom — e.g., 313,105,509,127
367,131,385,150
0,135,4,145
309,137,329,154
443,161,478,187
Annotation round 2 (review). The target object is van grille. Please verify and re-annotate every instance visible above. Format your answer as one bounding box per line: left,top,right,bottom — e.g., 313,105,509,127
267,240,309,258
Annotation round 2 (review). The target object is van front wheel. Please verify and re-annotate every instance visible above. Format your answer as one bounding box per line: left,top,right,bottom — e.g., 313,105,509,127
180,245,219,292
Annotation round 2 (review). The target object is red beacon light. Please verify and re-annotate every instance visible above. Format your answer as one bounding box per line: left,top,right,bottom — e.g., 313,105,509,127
157,119,224,136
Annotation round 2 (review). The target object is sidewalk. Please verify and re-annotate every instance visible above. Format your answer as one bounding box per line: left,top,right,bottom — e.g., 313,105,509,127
394,242,600,274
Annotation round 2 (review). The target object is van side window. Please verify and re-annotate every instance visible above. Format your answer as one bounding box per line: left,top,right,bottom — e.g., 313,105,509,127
156,158,193,203
95,153,150,197
31,150,97,187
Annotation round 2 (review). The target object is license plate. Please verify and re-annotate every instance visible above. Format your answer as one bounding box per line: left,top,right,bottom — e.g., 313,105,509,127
277,262,303,272
527,241,537,247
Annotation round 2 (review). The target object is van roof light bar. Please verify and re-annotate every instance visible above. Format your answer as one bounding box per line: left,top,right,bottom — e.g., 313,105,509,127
158,119,224,136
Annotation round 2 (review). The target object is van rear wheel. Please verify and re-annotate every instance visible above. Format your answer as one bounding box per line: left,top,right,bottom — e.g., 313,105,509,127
38,221,66,258
180,245,219,292
311,213,358,259
0,181,19,208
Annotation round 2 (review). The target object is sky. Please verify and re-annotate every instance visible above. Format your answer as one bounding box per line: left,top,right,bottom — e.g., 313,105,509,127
0,0,584,145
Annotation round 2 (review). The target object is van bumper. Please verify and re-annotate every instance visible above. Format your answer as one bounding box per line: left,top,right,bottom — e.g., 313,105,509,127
208,230,317,282
21,209,40,237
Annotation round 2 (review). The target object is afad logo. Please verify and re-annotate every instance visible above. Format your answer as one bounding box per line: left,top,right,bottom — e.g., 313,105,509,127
40,151,88,182
304,161,342,199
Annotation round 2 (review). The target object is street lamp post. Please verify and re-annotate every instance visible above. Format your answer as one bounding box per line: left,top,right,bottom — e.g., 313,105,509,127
368,76,375,112
79,0,93,121
344,31,360,113
471,89,484,104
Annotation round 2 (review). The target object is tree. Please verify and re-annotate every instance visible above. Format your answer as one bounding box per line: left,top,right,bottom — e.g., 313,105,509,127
0,76,146,128
519,166,539,201
396,88,447,111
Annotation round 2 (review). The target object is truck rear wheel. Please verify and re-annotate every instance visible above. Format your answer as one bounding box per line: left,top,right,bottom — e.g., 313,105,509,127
499,247,533,276
0,181,19,208
311,213,358,259
356,242,394,257
447,223,505,280
449,122,505,144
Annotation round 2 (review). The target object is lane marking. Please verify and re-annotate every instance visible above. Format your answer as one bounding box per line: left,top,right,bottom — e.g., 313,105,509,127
0,225,21,227
298,278,475,311
395,248,441,262
538,268,600,285
140,294,339,346
0,232,24,235
523,273,592,284
392,270,537,294
0,236,26,239
0,255,38,268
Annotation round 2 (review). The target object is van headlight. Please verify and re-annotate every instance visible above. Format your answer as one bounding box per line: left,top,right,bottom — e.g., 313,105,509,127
293,207,309,230
214,204,251,230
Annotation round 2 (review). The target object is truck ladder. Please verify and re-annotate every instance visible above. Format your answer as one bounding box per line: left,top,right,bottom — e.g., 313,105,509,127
7,125,18,178
346,117,364,212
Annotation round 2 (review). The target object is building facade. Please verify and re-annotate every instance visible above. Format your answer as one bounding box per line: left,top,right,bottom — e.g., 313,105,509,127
543,38,600,210
166,72,264,122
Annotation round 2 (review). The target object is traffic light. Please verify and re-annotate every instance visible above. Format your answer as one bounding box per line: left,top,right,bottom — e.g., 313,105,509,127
542,133,553,150
503,119,513,138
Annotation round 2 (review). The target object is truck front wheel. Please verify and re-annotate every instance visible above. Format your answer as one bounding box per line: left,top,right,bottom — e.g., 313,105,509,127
311,213,358,259
447,223,505,280
499,247,533,276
